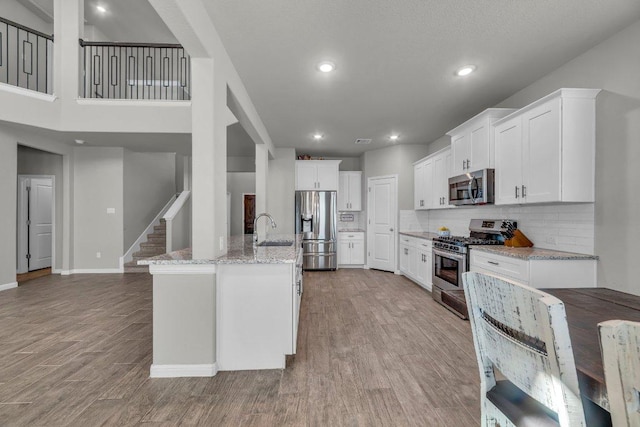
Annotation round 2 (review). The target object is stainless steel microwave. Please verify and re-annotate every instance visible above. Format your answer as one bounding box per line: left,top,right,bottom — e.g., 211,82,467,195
448,169,495,206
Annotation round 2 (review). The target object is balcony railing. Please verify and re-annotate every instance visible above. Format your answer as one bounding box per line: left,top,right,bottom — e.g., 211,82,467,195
0,17,53,94
80,40,191,100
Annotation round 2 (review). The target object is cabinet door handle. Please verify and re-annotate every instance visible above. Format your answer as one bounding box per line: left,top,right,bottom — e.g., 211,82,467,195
522,185,526,198
462,160,465,170
487,261,499,266
515,186,519,199
467,159,471,169
297,280,301,296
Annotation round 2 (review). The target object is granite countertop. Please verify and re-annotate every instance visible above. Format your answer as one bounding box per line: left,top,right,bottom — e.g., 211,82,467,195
399,231,439,240
139,234,302,266
338,229,366,233
470,245,599,261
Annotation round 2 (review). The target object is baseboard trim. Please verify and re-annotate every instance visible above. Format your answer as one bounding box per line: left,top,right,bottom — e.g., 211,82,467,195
0,282,18,291
337,265,365,269
67,268,124,274
150,363,218,378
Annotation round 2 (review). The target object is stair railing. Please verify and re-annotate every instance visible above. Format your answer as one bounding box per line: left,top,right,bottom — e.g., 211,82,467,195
0,17,53,94
79,39,190,100
163,190,191,253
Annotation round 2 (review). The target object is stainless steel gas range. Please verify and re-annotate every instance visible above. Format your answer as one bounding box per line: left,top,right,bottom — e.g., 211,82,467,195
431,219,516,318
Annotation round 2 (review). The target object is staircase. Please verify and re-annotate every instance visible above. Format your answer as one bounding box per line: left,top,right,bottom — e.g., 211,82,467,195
124,219,166,273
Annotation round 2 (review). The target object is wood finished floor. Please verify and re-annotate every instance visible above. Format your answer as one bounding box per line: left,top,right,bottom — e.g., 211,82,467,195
0,269,480,426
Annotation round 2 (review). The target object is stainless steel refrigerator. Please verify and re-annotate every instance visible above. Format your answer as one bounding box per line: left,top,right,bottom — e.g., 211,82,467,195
295,191,337,270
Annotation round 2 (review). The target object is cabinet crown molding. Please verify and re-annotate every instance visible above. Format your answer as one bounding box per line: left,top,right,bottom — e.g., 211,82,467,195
493,88,601,128
446,108,518,136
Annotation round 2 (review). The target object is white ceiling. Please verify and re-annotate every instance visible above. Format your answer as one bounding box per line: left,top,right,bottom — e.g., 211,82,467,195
15,1,640,158
203,0,640,156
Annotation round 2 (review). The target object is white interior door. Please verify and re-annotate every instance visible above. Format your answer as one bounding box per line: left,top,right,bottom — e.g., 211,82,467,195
28,178,53,271
367,176,397,272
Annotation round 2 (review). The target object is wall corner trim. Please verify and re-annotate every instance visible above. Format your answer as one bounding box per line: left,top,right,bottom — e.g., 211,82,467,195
150,363,218,378
0,282,18,292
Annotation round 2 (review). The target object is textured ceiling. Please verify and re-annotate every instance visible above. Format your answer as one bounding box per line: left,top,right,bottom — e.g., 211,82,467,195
204,0,640,156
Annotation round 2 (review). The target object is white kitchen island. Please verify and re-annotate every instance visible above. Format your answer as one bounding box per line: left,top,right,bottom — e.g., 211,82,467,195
140,234,303,377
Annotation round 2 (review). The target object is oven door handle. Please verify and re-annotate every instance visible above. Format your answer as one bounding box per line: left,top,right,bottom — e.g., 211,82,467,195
433,248,466,262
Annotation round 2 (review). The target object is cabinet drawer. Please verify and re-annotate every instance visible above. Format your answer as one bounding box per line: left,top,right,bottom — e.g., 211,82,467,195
339,232,365,242
470,250,529,283
399,235,417,248
417,239,433,250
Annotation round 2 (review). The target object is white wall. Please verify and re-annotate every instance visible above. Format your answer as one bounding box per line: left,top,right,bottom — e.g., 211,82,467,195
123,150,176,250
17,145,64,270
267,148,296,234
362,144,429,211
324,156,361,171
73,147,124,270
227,172,255,236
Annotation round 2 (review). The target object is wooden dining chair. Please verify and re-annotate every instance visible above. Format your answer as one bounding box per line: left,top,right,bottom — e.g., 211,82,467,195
599,320,640,427
463,272,586,426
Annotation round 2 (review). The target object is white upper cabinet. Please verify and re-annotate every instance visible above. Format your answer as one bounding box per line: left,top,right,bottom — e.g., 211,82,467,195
447,108,517,177
338,171,362,211
494,88,600,205
295,160,341,191
414,147,450,210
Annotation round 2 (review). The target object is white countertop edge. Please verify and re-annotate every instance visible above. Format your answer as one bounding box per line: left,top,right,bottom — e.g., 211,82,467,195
149,264,217,275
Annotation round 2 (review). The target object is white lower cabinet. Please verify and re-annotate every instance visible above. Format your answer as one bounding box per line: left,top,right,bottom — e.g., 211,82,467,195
469,249,596,289
338,232,365,266
399,235,433,291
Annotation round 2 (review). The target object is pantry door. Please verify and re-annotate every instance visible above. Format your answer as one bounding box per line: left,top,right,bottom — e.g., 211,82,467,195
367,175,398,273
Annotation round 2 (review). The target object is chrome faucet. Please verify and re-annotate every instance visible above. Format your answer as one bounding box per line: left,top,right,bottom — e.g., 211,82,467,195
253,213,277,244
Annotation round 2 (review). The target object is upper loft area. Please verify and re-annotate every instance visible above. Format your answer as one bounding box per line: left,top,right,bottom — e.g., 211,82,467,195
0,0,192,134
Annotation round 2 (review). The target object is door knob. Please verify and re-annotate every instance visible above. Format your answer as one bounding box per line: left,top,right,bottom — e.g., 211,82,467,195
390,228,394,232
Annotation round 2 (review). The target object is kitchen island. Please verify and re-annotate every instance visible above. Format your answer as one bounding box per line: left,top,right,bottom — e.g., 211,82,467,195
140,234,303,377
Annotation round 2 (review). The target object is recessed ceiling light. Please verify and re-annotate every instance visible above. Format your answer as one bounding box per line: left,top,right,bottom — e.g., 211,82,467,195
313,133,323,140
389,134,399,141
96,5,107,13
317,61,336,73
455,65,476,77
74,139,85,144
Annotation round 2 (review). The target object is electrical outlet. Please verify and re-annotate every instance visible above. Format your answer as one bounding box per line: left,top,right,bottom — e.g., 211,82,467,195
545,236,557,245
96,252,101,258
219,237,225,251
106,208,116,214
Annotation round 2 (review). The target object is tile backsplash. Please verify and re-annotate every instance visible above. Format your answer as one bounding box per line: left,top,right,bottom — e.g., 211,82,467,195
400,203,595,255
338,211,366,230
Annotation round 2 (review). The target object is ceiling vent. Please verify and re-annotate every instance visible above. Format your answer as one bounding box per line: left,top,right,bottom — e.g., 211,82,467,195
355,138,372,145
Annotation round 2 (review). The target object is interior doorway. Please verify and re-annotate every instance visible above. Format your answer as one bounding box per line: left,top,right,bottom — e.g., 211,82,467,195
243,193,256,234
17,175,55,276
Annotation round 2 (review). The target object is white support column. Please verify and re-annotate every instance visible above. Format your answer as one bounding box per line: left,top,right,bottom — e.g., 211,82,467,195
255,144,268,215
190,58,227,259
53,0,83,101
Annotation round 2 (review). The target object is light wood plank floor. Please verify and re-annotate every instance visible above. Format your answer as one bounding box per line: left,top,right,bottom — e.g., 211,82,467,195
0,269,480,426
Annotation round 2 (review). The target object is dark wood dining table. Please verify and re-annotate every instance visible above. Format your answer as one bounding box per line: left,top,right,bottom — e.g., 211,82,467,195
543,287,640,411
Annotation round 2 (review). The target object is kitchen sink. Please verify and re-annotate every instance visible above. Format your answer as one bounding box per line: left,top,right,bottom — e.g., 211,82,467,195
257,240,294,247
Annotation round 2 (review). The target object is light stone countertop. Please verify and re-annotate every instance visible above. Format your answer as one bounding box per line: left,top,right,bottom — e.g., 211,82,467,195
470,245,599,261
138,234,303,265
399,231,440,240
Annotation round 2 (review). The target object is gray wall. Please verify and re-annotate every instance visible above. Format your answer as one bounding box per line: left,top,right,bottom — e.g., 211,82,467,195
3,0,53,34
426,19,640,295
123,150,176,250
17,145,64,271
227,172,256,236
228,156,255,172
0,135,17,285
267,148,296,234
73,147,124,269
362,144,429,211
324,156,362,171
